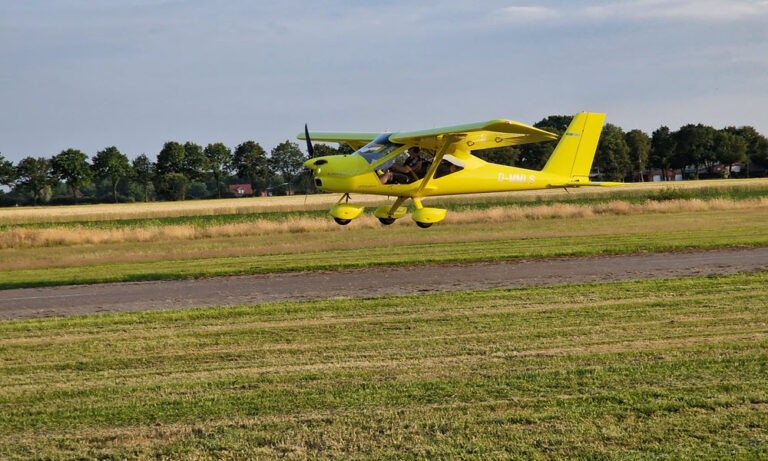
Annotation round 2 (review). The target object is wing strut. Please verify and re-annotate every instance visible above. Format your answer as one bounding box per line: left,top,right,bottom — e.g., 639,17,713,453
414,134,465,197
386,196,408,216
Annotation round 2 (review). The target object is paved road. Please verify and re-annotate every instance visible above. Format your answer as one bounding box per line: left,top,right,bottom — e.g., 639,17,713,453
2,247,767,320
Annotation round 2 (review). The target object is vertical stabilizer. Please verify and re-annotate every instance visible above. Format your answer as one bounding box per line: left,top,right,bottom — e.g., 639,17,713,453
542,112,606,182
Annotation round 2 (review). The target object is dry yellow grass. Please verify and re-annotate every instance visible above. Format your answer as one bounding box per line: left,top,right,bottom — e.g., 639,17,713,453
447,197,768,223
2,197,766,249
2,178,767,225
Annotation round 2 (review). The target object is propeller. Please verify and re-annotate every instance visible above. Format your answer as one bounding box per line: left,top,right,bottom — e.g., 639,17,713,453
304,123,315,158
303,124,316,202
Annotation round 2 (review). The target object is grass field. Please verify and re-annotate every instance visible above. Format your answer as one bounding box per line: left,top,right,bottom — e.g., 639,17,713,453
1,178,767,290
1,272,766,459
1,201,767,289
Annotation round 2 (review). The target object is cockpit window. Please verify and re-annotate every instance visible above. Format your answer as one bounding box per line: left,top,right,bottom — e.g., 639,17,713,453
356,134,402,164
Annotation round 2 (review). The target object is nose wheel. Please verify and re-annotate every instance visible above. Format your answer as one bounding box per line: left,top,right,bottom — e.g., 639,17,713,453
378,217,396,225
415,221,433,228
330,196,364,225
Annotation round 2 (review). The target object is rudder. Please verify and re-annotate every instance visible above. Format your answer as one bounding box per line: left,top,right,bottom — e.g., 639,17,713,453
542,112,606,182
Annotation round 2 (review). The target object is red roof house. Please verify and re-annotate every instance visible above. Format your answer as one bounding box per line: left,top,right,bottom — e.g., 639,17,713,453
229,184,253,197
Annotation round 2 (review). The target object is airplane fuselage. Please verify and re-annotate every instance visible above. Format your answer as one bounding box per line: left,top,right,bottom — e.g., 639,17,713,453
306,150,566,198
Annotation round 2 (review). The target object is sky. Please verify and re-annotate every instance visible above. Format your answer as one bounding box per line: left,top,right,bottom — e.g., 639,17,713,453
1,0,767,162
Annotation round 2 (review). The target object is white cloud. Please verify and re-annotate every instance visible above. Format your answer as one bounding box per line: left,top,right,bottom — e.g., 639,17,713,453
584,0,768,21
498,0,768,24
500,5,558,22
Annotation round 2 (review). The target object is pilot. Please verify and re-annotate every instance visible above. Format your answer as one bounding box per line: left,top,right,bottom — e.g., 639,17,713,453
379,147,424,184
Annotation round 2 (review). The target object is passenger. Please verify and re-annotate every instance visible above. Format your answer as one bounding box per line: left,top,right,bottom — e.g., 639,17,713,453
379,147,424,184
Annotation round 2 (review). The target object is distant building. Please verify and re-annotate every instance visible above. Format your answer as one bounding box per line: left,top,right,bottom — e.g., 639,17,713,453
229,184,253,197
651,169,683,181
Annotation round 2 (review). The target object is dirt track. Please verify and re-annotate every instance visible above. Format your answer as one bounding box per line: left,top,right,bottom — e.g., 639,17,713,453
2,247,767,320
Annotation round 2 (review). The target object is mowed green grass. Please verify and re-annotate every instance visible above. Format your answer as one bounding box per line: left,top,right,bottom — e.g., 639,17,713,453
2,205,768,289
1,273,767,459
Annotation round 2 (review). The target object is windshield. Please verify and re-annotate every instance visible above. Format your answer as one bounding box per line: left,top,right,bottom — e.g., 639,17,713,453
356,133,401,164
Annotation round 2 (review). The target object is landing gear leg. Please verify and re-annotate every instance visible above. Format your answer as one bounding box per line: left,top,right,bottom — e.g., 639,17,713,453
375,196,408,226
412,198,432,228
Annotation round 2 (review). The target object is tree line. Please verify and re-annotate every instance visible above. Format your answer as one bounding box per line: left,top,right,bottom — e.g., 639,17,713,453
0,140,348,206
473,116,768,182
2,118,767,206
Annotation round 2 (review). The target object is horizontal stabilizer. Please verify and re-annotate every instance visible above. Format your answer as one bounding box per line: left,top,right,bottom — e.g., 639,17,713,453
548,180,623,188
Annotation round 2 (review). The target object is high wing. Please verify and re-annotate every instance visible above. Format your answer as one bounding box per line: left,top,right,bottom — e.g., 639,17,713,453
389,120,558,151
297,131,380,150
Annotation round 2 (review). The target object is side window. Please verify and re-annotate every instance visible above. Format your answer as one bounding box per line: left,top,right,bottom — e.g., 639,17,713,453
433,154,465,179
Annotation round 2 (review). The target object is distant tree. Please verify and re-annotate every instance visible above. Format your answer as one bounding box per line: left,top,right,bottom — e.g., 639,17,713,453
472,146,520,166
595,124,630,181
269,140,306,193
157,173,188,201
337,144,355,155
311,143,343,157
155,142,186,177
186,181,209,199
183,142,207,181
535,115,573,132
0,153,16,187
131,154,154,202
723,126,768,176
714,131,747,176
625,129,651,182
310,143,355,157
650,126,676,180
673,124,716,179
517,115,573,170
203,142,232,199
232,141,269,194
92,146,130,203
52,149,92,202
155,142,188,200
701,129,721,175
265,171,289,195
16,157,54,205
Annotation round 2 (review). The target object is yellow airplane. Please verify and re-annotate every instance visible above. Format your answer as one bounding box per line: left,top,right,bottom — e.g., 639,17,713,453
300,112,619,228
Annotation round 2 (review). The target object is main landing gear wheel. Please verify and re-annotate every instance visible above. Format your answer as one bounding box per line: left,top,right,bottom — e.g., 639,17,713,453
333,218,351,225
378,217,396,225
415,221,433,229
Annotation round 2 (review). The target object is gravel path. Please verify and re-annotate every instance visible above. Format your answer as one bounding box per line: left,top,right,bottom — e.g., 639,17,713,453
2,247,767,320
